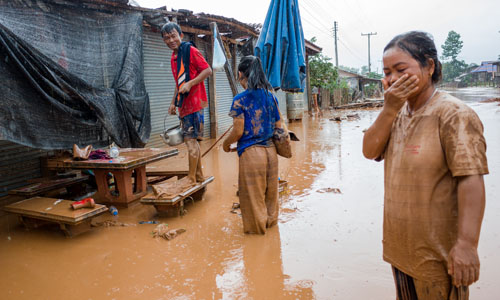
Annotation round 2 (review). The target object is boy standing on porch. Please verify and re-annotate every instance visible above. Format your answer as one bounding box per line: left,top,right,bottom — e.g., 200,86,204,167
161,22,212,183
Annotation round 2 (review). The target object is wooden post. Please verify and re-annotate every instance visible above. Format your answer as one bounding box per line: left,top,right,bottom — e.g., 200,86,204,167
206,33,217,138
231,44,237,81
306,54,312,112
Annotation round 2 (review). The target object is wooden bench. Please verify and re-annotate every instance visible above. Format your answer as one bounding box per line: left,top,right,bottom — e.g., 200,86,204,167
141,176,214,216
8,174,89,198
3,197,107,237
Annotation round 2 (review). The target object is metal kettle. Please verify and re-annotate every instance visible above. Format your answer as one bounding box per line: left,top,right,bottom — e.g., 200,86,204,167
160,124,184,146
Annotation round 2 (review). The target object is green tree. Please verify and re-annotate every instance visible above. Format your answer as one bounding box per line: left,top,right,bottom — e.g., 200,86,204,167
308,53,339,92
441,30,467,82
442,60,468,82
366,72,383,79
339,65,359,74
441,31,463,61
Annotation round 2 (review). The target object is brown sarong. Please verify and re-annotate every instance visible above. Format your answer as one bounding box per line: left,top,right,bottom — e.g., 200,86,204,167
392,266,469,300
238,145,279,234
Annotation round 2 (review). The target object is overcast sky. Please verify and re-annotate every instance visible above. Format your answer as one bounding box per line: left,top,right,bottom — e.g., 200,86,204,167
136,0,500,73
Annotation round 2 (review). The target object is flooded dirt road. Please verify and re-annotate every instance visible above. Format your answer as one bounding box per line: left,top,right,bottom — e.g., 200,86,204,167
0,87,499,299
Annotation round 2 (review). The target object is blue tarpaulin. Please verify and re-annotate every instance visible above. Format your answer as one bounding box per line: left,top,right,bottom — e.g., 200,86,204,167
255,0,306,92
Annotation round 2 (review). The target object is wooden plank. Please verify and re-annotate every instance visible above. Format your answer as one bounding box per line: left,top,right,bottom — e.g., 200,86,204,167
3,197,107,225
8,175,89,197
145,170,188,177
207,34,218,139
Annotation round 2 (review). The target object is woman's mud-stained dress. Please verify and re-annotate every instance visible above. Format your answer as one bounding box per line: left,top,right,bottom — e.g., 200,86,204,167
229,89,281,234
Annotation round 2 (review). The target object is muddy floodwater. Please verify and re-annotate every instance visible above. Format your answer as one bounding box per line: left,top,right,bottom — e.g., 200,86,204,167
0,87,499,300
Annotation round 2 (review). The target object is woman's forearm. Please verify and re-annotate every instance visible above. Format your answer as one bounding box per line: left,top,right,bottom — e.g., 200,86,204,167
456,175,485,247
362,108,398,159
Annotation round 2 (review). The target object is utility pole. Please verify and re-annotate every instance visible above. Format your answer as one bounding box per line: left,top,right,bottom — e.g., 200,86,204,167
361,32,377,73
333,21,338,68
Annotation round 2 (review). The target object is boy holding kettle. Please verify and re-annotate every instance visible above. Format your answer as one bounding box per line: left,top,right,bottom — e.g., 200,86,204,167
161,22,212,183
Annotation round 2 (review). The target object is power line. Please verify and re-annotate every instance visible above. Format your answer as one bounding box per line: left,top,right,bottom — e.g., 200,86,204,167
338,38,365,63
301,16,333,38
303,0,336,27
299,2,333,34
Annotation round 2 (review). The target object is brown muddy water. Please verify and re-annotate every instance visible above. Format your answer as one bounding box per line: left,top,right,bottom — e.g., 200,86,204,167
0,87,499,300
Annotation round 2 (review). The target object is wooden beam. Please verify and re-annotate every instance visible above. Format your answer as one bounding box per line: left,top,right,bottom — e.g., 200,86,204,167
306,55,312,112
205,35,217,138
231,44,237,81
180,25,244,45
199,16,258,38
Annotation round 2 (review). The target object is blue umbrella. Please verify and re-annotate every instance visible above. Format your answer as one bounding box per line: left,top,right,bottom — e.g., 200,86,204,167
255,0,306,92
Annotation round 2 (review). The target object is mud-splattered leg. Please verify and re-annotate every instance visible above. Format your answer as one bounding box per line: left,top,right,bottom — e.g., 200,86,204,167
186,138,202,183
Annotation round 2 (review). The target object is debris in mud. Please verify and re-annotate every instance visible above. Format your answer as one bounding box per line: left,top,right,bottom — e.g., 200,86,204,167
480,97,500,103
281,207,299,214
91,220,136,227
139,221,159,224
230,202,241,215
329,117,342,122
152,223,186,240
316,187,342,194
279,180,288,195
346,113,360,120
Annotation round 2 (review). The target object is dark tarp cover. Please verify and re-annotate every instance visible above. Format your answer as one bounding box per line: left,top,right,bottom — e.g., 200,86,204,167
0,1,151,150
254,0,306,92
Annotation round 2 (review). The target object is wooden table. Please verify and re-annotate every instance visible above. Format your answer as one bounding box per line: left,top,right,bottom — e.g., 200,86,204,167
60,148,179,206
3,197,108,237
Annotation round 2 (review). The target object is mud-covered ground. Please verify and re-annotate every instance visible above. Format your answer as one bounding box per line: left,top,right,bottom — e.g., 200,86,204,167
0,87,499,300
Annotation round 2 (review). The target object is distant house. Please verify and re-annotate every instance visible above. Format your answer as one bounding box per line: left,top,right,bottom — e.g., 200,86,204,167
337,69,382,101
470,61,499,85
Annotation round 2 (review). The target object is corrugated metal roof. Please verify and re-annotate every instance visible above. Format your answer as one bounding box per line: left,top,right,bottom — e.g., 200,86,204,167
471,64,498,73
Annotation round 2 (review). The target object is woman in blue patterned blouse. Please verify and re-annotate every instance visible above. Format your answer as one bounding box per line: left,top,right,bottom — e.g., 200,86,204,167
223,55,282,234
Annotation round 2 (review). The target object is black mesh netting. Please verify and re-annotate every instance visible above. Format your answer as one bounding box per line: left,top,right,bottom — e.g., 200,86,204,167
0,1,150,149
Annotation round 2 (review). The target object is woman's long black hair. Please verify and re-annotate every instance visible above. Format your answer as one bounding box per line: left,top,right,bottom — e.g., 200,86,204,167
238,55,273,90
384,31,442,84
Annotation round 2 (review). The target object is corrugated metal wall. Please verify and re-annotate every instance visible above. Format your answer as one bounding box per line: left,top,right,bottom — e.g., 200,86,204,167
0,141,46,196
215,68,235,136
143,29,178,148
198,44,212,139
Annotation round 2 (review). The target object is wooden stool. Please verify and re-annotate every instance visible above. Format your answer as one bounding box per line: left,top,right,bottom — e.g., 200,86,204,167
3,197,107,237
141,176,214,216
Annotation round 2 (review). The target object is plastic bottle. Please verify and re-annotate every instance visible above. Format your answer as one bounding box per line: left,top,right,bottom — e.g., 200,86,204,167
109,206,118,216
109,146,119,158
